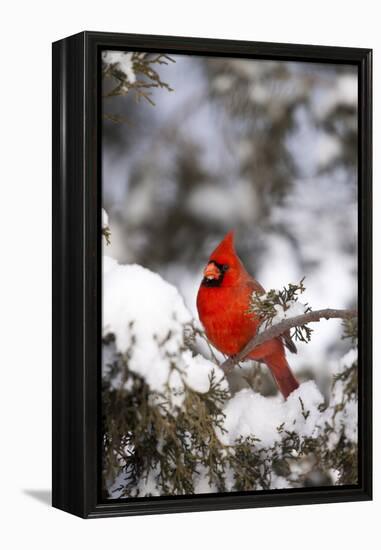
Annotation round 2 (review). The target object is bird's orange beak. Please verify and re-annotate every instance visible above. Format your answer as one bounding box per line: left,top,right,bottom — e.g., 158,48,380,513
203,262,221,280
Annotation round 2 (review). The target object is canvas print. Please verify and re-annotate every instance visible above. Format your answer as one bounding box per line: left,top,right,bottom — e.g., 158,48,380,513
101,50,358,499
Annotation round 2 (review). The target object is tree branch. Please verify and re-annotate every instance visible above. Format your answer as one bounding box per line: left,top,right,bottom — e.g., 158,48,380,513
220,308,358,374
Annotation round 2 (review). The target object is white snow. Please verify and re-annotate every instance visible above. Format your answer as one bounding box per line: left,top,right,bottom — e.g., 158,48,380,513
103,257,191,356
103,257,357,496
337,348,358,373
257,298,307,333
102,50,136,83
103,256,227,399
217,347,357,454
102,208,109,229
272,300,307,325
182,349,226,394
218,381,324,448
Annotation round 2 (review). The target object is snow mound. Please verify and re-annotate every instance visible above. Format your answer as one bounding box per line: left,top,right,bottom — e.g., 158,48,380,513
103,256,227,397
218,381,324,448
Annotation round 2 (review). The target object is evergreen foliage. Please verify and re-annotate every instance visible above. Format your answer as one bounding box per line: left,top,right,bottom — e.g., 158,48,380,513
102,320,358,498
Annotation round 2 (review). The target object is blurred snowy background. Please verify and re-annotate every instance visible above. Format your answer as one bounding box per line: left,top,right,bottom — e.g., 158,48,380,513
102,52,358,394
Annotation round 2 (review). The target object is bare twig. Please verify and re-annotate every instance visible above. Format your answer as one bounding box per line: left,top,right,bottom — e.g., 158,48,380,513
220,308,358,374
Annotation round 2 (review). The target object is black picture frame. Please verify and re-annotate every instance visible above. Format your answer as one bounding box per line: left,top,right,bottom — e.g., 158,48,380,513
52,31,372,519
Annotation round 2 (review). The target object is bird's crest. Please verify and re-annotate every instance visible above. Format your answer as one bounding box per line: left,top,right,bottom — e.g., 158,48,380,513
208,230,253,284
210,231,236,263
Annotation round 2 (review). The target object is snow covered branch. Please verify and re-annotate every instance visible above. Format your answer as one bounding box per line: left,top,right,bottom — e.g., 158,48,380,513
102,258,359,495
102,51,175,121
220,308,358,374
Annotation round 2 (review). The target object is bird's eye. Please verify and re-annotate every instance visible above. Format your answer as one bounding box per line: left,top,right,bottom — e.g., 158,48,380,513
222,264,229,272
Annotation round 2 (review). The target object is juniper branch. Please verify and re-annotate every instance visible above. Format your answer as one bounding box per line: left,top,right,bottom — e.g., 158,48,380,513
220,308,358,374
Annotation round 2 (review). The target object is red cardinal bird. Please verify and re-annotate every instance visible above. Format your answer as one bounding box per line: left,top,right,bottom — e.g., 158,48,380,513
197,231,299,399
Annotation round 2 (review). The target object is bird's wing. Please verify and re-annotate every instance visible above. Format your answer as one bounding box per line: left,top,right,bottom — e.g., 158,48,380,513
246,279,297,354
246,278,266,294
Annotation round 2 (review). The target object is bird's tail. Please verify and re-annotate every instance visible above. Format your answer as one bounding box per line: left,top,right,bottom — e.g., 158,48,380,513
265,353,299,399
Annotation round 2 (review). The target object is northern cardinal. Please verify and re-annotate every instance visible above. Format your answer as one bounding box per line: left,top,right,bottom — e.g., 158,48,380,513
197,231,299,399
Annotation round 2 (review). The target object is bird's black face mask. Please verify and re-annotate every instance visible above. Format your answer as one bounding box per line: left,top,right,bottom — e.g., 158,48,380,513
201,260,229,287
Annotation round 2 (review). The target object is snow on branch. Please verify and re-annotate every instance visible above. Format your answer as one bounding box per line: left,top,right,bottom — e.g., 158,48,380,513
102,260,359,495
102,51,175,122
220,308,358,374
